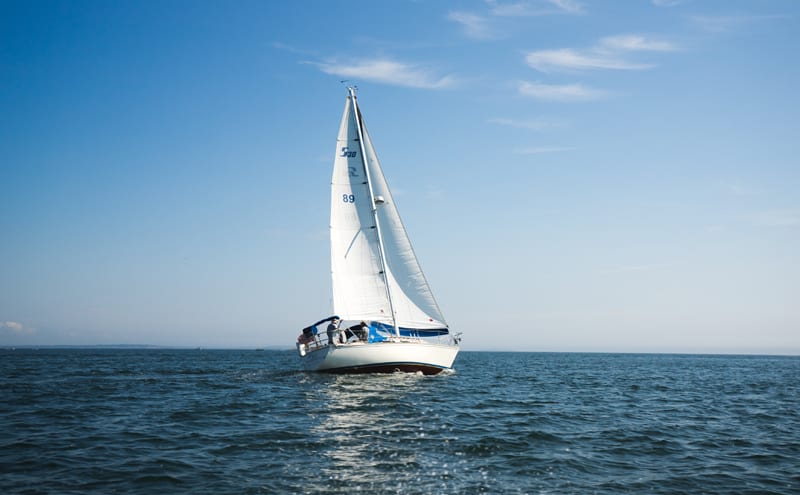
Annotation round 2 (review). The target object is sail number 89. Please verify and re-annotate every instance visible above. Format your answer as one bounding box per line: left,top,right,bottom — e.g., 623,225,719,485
342,194,355,203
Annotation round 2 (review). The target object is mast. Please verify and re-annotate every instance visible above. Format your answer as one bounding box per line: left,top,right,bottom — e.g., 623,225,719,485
348,87,399,336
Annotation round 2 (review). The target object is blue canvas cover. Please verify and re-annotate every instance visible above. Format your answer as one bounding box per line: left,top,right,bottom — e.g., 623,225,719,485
369,321,448,340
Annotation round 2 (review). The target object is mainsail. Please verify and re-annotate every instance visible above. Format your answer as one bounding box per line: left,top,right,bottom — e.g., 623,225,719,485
330,89,447,332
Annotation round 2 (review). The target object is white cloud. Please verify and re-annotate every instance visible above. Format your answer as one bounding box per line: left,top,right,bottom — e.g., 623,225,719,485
1,321,35,336
489,117,565,131
652,0,683,6
447,11,495,40
599,35,676,52
690,15,739,33
526,34,676,72
2,321,23,332
452,1,585,39
487,0,585,17
526,48,653,72
546,0,585,15
488,2,541,17
690,14,787,33
518,81,606,101
313,58,455,89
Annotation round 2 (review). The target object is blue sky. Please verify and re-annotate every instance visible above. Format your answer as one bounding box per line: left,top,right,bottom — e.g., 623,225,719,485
1,0,798,353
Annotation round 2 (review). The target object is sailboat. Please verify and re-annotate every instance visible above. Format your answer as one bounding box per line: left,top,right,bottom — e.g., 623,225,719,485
296,87,460,375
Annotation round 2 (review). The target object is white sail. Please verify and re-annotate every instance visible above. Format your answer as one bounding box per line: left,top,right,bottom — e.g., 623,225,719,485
330,97,391,323
330,90,447,331
361,124,447,330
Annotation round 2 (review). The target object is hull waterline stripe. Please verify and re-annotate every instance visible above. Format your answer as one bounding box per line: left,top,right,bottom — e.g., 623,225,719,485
320,361,449,375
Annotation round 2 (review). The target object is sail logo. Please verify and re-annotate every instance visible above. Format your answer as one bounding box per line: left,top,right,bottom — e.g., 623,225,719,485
340,147,357,158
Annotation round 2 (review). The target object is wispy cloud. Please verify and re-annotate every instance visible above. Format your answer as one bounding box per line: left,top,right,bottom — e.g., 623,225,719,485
690,14,788,33
652,0,683,6
1,321,35,336
451,1,584,39
527,48,653,72
313,58,455,89
518,81,606,101
447,11,495,40
489,117,565,131
546,0,585,15
488,0,586,16
488,2,543,17
600,35,676,52
690,15,744,33
526,34,677,72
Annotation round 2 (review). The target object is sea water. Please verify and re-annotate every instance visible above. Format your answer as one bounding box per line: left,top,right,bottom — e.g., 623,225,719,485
1,349,798,494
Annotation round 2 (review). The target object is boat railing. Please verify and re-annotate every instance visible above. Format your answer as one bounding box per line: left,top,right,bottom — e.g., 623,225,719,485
296,324,455,357
296,327,368,355
296,332,330,354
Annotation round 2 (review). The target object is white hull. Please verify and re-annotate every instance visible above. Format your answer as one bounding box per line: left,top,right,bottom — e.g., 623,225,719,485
298,339,458,375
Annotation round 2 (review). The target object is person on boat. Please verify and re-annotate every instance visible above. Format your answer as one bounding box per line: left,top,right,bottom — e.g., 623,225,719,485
327,318,340,346
341,321,369,343
354,321,369,342
298,325,316,347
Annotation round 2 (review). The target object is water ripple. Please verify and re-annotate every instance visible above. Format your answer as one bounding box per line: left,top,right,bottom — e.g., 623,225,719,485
1,349,798,494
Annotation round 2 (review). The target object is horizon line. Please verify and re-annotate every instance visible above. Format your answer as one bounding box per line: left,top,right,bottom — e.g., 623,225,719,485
2,344,798,357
